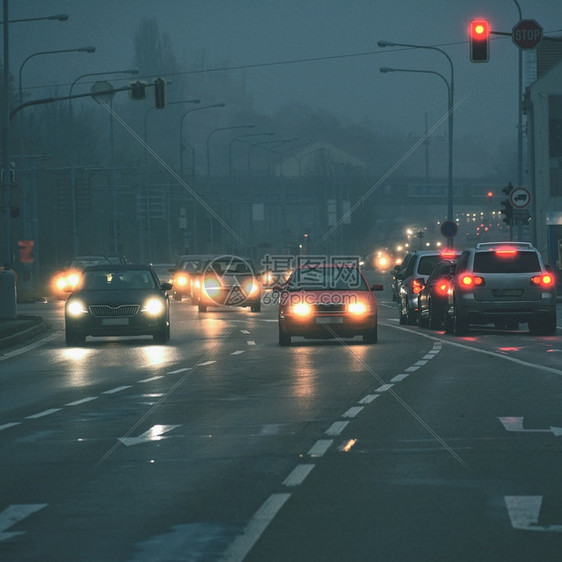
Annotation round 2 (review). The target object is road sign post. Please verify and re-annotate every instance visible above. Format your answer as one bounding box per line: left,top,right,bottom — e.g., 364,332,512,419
512,19,543,50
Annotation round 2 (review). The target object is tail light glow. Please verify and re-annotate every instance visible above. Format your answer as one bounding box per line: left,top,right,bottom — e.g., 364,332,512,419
460,274,485,288
531,274,554,288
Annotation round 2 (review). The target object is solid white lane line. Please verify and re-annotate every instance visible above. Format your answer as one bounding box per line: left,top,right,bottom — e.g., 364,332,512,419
283,464,315,487
391,374,409,383
359,394,380,404
231,350,245,355
138,375,164,383
343,406,364,419
222,493,291,562
325,421,349,436
25,409,61,420
0,422,21,431
65,397,98,407
0,333,57,362
102,386,132,394
308,439,333,457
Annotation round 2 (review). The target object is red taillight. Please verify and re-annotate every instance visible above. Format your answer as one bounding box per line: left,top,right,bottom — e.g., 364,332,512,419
412,279,424,294
460,274,485,288
435,280,450,296
531,274,554,288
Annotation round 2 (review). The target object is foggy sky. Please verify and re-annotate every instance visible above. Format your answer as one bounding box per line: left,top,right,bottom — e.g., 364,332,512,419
7,0,562,147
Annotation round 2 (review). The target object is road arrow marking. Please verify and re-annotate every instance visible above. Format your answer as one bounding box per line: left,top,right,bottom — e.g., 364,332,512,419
505,496,562,532
498,417,562,436
0,504,47,542
118,424,181,446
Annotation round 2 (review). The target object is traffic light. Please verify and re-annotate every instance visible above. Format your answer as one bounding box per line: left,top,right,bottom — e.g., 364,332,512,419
469,19,490,62
130,80,147,100
500,183,513,226
154,77,166,109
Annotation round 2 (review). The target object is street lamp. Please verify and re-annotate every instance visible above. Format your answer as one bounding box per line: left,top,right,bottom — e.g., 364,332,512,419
206,124,254,177
142,98,200,262
179,103,226,179
68,69,138,256
0,13,69,23
229,132,274,176
18,46,96,104
378,40,455,225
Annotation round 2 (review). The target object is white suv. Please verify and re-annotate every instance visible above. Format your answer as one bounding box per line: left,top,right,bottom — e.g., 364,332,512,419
446,242,557,335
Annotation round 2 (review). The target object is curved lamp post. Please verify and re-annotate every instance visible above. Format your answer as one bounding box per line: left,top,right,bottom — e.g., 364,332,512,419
206,124,254,177
179,103,226,179
229,132,274,176
18,46,96,104
378,40,454,224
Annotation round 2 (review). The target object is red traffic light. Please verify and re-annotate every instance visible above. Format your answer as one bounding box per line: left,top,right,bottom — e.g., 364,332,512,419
470,19,490,40
469,18,490,62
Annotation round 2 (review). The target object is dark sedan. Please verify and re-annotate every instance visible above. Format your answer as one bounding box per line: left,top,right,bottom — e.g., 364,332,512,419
64,264,172,345
417,258,458,330
277,263,383,345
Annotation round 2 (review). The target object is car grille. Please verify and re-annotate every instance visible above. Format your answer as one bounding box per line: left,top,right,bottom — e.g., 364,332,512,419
89,304,140,318
314,303,345,312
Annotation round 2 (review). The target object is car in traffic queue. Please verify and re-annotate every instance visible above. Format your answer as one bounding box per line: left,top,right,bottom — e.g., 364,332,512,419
191,255,262,313
169,254,214,302
277,263,383,346
64,264,172,345
445,242,557,335
417,255,459,330
51,255,111,300
394,249,444,325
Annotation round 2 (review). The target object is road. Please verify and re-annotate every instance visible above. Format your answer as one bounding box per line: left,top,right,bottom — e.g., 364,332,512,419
1,278,562,561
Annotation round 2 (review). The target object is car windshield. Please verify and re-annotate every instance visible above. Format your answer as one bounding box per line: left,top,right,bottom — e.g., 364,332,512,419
81,270,158,290
417,255,443,275
473,251,541,273
203,259,254,275
287,267,368,291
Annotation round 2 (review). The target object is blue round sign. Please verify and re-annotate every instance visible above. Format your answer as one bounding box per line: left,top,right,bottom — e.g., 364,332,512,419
440,220,458,238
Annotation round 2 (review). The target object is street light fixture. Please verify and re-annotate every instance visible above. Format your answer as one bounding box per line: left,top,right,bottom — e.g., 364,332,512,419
378,40,455,225
142,98,200,262
206,124,254,176
229,132,274,176
179,103,226,179
19,46,96,104
0,13,69,23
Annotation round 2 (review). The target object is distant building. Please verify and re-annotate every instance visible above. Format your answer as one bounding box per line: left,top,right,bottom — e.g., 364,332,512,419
526,36,562,267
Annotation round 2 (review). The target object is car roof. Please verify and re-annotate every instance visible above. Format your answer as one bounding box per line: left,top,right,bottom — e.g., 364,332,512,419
82,264,154,272
474,241,534,250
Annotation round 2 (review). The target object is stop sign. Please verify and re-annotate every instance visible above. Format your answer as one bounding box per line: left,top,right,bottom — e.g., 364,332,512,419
512,19,543,49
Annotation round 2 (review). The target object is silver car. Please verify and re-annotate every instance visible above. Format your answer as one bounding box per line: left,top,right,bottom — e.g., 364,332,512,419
446,242,557,335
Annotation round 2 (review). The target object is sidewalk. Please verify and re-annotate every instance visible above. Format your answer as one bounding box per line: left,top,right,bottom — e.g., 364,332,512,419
0,316,50,350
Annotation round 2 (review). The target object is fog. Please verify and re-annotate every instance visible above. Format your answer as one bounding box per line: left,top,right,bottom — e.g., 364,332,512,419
9,0,562,147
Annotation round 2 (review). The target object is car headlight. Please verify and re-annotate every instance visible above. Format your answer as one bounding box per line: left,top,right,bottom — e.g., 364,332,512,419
243,280,259,296
291,302,312,317
54,275,68,291
175,274,189,287
203,277,221,297
66,272,81,290
347,302,369,315
67,299,88,317
142,297,166,316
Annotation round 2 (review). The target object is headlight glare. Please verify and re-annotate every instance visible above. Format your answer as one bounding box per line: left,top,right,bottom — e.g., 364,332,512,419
348,302,368,315
142,297,165,316
67,300,88,317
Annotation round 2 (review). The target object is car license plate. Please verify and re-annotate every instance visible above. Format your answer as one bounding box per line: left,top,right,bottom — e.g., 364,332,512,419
493,289,523,297
315,317,343,324
101,318,129,326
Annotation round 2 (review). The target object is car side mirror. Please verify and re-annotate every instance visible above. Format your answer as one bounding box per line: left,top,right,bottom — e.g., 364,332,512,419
161,282,173,291
370,284,384,291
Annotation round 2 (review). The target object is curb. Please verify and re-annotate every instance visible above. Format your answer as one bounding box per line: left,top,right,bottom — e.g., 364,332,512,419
0,317,50,350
